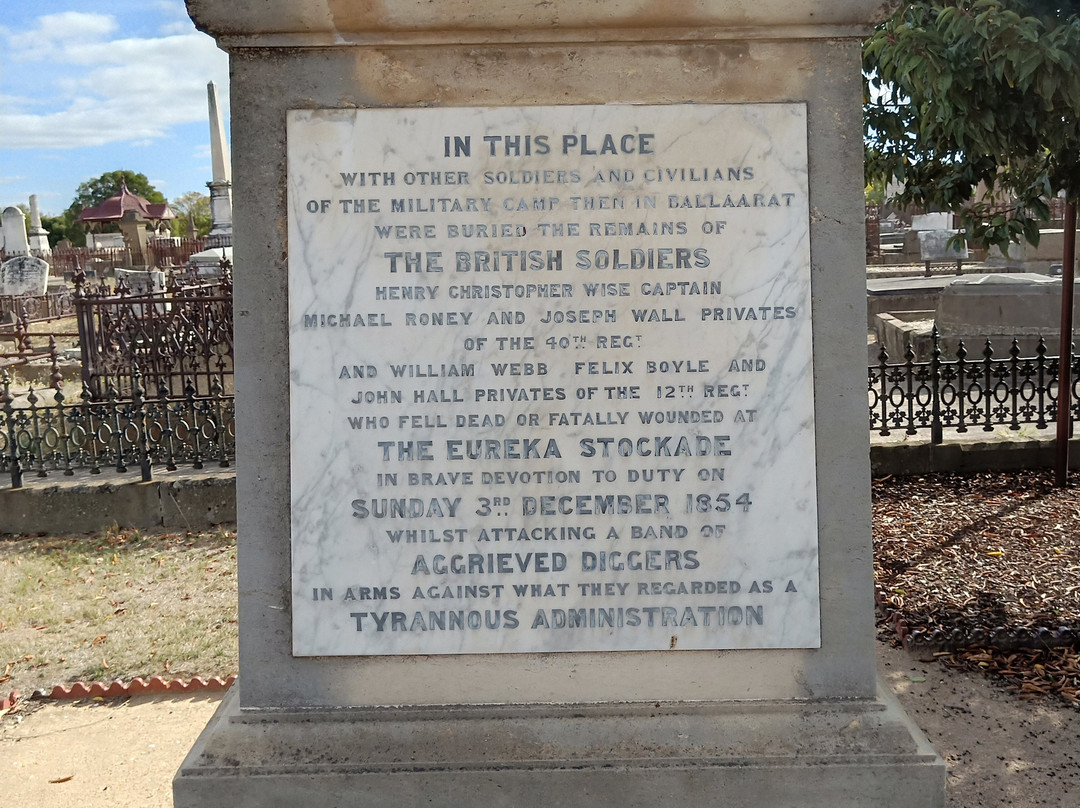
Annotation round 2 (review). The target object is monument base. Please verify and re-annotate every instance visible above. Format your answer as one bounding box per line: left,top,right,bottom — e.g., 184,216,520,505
175,684,944,808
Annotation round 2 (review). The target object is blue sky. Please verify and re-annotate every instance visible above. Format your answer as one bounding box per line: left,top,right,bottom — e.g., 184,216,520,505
0,1,229,217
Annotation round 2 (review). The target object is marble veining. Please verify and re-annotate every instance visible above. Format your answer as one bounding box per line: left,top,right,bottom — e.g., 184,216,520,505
287,104,819,655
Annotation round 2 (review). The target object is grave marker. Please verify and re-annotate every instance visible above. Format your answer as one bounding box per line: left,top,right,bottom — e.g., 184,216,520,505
0,255,49,297
176,2,946,806
1,207,29,257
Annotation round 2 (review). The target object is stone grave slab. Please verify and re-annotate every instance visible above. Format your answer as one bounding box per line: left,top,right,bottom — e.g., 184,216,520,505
0,255,49,296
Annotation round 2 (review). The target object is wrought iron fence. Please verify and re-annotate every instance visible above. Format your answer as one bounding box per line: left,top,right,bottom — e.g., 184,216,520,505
869,327,1080,442
1,366,234,489
75,268,233,400
36,246,132,278
9,239,215,279
1,307,77,375
1,289,75,323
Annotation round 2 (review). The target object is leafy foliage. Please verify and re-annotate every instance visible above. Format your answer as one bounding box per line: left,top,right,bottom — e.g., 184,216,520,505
170,191,212,238
68,169,166,213
865,1,1080,252
39,213,79,248
58,170,167,248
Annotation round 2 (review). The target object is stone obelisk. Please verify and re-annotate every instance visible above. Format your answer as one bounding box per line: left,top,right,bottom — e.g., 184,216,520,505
27,195,51,255
205,81,233,246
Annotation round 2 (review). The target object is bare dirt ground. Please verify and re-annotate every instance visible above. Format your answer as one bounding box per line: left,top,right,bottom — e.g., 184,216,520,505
1,693,221,808
1,644,1077,808
880,643,1080,807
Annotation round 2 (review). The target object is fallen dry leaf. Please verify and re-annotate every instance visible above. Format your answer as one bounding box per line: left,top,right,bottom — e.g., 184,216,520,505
875,470,1080,706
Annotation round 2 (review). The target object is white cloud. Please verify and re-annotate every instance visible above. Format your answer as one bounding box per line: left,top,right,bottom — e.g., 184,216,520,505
155,0,198,36
7,12,117,59
1,29,228,150
160,20,196,35
0,93,43,114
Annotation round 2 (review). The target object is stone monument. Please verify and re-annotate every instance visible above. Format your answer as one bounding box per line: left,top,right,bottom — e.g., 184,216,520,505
0,255,50,297
205,81,233,247
27,195,51,255
177,2,945,806
114,267,168,315
118,210,151,267
1,206,29,257
0,206,48,296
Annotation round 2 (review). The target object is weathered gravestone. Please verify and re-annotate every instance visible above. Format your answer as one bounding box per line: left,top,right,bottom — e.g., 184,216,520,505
114,268,166,297
176,2,945,806
0,255,50,297
1,206,30,257
918,229,968,263
114,268,167,316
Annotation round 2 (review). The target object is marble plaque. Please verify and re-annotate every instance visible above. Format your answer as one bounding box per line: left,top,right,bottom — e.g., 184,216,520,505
288,104,818,656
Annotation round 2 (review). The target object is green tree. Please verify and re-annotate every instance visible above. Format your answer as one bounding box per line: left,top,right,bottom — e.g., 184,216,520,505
61,170,167,247
68,169,166,213
864,0,1080,253
170,191,212,238
40,213,82,248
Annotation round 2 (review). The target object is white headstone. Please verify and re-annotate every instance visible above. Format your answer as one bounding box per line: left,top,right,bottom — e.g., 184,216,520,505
188,245,232,275
114,267,166,297
88,233,126,250
910,212,952,231
917,229,968,261
114,268,168,314
0,255,50,296
2,207,30,256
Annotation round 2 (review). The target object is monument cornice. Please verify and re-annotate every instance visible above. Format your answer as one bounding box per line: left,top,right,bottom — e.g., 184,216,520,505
187,0,898,47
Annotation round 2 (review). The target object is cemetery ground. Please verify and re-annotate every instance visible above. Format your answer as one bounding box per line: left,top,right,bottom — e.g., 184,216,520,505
0,471,1078,806
0,525,237,698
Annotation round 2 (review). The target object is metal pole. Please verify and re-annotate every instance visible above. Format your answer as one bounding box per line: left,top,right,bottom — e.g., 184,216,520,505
1055,199,1077,487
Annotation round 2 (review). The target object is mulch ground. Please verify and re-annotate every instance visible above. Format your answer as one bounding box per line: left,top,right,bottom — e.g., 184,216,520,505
873,470,1080,706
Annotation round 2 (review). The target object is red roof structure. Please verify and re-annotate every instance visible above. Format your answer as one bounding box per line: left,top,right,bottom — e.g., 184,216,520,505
77,182,175,226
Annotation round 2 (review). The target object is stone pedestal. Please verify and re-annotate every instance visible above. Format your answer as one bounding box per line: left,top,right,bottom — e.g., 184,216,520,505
178,686,941,808
177,2,945,806
119,210,149,268
205,179,232,247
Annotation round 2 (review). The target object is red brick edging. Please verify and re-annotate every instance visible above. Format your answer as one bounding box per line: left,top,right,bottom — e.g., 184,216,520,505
3,675,236,709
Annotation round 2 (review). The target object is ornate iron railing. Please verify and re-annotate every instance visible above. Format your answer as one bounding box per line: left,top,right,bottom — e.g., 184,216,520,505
869,327,1080,442
0,289,76,323
75,268,234,400
1,366,233,489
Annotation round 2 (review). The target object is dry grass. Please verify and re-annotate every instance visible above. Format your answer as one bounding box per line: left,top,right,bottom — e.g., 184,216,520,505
4,472,1078,705
0,525,237,696
2,315,82,401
